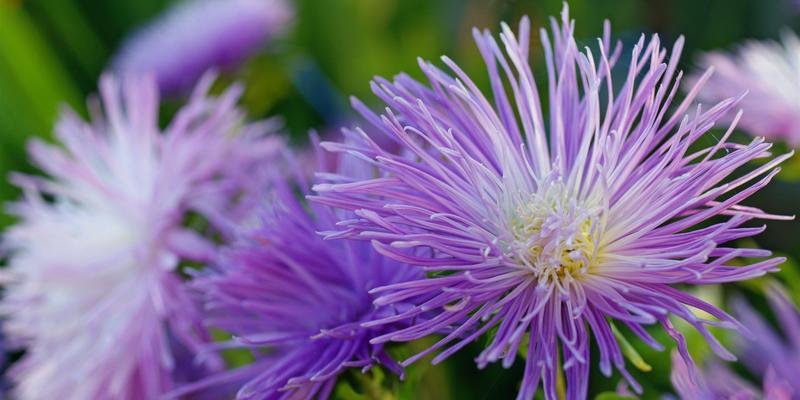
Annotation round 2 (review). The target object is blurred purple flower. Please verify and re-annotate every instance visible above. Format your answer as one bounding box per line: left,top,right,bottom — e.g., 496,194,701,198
689,32,800,146
313,5,791,399
113,0,293,95
1,74,282,399
172,145,421,399
670,285,798,400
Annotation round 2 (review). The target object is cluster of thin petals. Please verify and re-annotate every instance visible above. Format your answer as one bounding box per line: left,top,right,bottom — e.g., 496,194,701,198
1,74,281,399
1,3,798,400
172,149,421,399
314,5,791,399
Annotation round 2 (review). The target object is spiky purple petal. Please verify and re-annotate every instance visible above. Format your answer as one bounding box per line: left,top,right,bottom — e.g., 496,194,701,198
175,147,421,400
314,5,789,399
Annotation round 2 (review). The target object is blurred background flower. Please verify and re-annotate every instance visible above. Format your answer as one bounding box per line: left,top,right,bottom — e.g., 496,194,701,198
689,32,800,146
670,285,799,399
1,0,800,399
174,149,422,399
112,0,293,95
0,74,280,399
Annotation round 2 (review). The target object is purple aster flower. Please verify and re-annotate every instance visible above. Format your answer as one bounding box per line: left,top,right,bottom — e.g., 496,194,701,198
1,74,282,399
170,145,421,400
670,285,798,400
313,5,792,399
113,0,293,95
670,350,770,400
688,32,800,146
731,285,800,396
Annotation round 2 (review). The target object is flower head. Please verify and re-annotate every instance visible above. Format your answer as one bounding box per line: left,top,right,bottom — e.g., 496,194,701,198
2,74,281,399
113,0,293,95
313,5,791,399
689,31,800,146
174,146,421,400
670,285,798,400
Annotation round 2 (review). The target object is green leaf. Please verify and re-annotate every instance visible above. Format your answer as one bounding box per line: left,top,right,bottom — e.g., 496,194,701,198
210,329,255,368
776,256,800,306
0,3,81,130
610,321,652,372
776,147,800,181
0,3,82,226
594,392,637,400
334,380,369,400
26,0,107,79
334,368,397,400
518,332,530,359
388,338,451,400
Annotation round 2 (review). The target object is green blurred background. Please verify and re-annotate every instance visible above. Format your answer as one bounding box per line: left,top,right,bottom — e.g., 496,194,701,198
1,0,799,398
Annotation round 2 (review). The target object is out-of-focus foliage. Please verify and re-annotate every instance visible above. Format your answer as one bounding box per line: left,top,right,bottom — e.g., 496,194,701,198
1,0,800,398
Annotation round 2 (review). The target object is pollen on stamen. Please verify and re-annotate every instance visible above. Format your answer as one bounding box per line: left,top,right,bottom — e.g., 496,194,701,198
509,182,602,284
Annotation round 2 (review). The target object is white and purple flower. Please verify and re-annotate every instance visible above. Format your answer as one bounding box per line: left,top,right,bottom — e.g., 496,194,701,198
314,6,791,399
689,31,800,146
1,74,281,399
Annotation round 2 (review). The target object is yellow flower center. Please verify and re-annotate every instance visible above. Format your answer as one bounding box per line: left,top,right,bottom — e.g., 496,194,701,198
510,183,600,284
